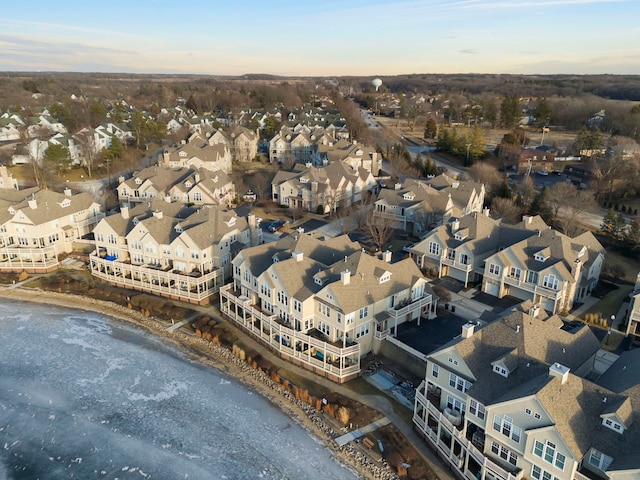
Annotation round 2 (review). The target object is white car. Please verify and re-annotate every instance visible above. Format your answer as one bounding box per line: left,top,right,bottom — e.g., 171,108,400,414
537,171,549,176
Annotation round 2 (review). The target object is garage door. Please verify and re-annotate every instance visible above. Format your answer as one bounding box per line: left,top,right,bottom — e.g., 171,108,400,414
485,281,499,296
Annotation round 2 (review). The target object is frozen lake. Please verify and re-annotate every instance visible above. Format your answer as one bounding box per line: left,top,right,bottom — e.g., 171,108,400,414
0,299,357,479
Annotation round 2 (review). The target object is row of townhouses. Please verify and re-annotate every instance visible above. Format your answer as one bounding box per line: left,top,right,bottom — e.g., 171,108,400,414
219,234,435,382
411,213,605,314
90,200,261,305
0,182,103,272
116,166,235,208
373,175,486,237
414,300,640,480
271,160,377,213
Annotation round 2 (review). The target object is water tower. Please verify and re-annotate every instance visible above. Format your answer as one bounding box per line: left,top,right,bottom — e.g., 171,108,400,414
372,78,382,92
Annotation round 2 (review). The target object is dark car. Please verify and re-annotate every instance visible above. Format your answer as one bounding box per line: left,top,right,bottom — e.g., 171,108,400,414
268,220,285,232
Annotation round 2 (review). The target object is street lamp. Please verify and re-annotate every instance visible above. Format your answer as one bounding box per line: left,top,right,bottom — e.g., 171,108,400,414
607,315,615,344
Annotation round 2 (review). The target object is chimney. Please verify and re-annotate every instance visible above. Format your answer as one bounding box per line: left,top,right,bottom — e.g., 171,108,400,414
529,304,540,318
523,215,533,224
450,218,460,233
483,207,490,217
28,197,37,209
194,173,200,183
549,363,570,384
572,258,582,282
118,175,125,184
121,204,130,219
153,210,163,219
164,194,171,203
341,270,350,285
64,187,72,197
248,213,256,228
311,181,318,192
292,251,303,262
461,322,475,338
382,250,392,263
394,183,402,190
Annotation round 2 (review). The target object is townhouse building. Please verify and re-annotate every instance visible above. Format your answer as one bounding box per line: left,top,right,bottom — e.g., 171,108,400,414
269,125,336,165
271,160,377,213
415,301,640,480
374,175,485,237
220,234,434,382
412,301,640,480
410,213,548,287
208,126,259,163
315,139,381,175
160,130,233,174
90,201,259,305
0,187,104,272
116,166,235,208
481,223,604,314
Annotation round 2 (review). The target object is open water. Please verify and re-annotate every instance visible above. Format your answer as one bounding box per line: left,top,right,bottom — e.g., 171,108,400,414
0,299,357,479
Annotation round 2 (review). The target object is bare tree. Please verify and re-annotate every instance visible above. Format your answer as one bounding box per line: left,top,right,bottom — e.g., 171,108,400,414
491,197,522,223
367,211,395,251
75,129,98,178
557,188,595,237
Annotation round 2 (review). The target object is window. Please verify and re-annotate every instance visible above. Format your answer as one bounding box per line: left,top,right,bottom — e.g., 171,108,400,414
446,395,465,413
359,306,368,319
356,323,370,339
509,267,521,280
491,442,518,466
336,312,342,324
428,242,440,256
345,313,355,325
531,466,560,480
318,321,331,336
459,253,469,265
534,413,541,420
96,233,104,242
293,299,302,313
318,303,331,317
108,234,117,244
489,263,501,276
588,449,613,471
449,373,471,392
448,357,459,366
163,245,171,255
603,418,623,433
447,248,456,260
494,365,509,377
469,399,485,420
542,274,558,290
525,408,532,415
277,291,289,306
527,271,538,284
432,364,439,378
193,192,202,202
191,250,200,260
380,273,390,283
493,415,522,443
533,441,564,470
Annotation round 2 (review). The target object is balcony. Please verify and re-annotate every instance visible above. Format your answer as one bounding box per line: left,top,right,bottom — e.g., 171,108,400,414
501,275,563,300
90,254,222,305
219,284,361,382
441,257,473,272
0,245,59,272
386,293,432,320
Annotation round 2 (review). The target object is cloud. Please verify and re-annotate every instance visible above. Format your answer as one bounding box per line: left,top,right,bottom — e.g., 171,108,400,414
460,49,478,55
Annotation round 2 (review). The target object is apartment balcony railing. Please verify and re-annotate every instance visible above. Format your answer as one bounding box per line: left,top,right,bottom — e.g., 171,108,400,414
441,257,473,272
386,293,432,320
629,310,640,325
0,245,59,271
72,213,106,229
414,380,520,480
501,275,563,300
219,284,360,381
90,255,222,304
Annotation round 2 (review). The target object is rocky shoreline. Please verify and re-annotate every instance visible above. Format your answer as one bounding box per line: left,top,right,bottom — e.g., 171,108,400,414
0,287,401,480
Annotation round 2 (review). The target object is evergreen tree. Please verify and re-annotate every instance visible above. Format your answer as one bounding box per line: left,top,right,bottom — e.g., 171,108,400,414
494,175,512,199
626,218,640,249
424,117,438,139
500,94,521,128
529,186,553,223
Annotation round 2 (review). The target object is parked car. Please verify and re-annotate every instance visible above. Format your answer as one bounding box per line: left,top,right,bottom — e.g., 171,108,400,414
537,170,549,176
268,220,285,232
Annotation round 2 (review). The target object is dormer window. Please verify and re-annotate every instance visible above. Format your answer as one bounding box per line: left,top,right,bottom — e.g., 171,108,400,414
226,217,236,227
314,276,323,285
534,253,547,262
578,246,586,258
602,418,624,433
135,178,142,185
379,273,390,283
133,217,140,225
185,181,192,188
179,151,187,157
493,364,509,377
454,233,466,241
403,192,415,201
300,177,308,184
175,224,183,233
8,207,15,215
60,199,70,207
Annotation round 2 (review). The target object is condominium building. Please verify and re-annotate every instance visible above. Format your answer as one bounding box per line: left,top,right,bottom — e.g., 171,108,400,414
481,222,604,314
413,301,640,480
90,201,259,305
0,187,103,272
373,175,485,237
220,234,434,382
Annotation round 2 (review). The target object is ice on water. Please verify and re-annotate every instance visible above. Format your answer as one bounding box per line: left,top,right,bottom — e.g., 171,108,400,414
0,300,357,480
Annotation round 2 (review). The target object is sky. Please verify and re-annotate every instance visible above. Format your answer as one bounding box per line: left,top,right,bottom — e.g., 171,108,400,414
0,0,639,77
